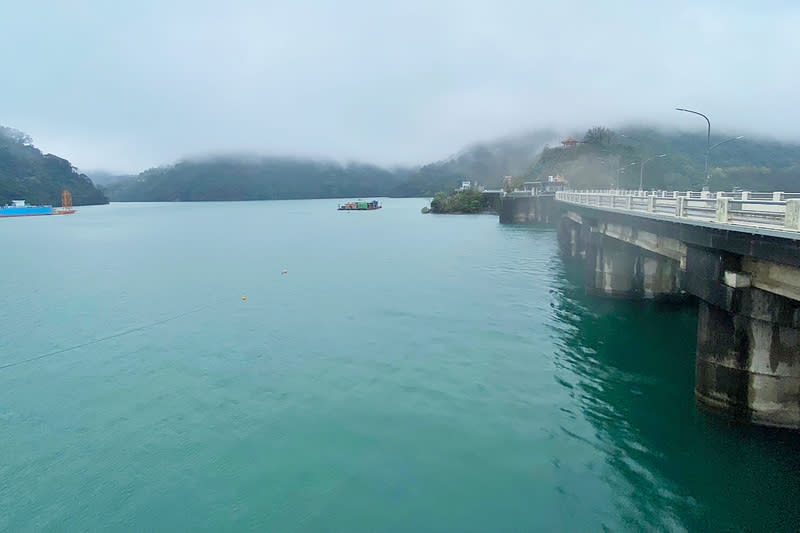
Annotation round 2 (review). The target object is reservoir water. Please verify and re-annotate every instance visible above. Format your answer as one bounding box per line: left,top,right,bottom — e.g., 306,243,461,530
1,199,798,531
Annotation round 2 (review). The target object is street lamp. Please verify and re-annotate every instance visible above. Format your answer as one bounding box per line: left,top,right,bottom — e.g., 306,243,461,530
675,107,711,188
710,136,744,152
616,162,637,189
705,136,744,188
638,154,667,191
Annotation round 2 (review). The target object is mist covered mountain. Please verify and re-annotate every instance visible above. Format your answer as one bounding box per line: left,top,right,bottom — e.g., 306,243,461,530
104,157,406,202
527,126,800,192
391,129,559,197
104,129,559,201
14,124,799,205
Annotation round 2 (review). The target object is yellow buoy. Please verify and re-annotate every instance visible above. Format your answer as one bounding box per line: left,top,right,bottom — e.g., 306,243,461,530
241,296,247,301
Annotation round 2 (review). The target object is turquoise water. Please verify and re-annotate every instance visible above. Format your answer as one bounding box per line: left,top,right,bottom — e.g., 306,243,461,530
1,199,799,531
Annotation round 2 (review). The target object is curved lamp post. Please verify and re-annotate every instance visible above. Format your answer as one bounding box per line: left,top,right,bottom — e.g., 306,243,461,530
710,136,744,152
675,108,745,189
638,154,667,191
704,136,744,188
616,162,637,189
675,107,711,188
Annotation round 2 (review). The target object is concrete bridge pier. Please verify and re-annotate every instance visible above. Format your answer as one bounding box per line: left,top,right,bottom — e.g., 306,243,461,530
549,190,800,428
696,300,800,428
499,195,557,224
556,216,583,259
687,247,800,428
584,234,682,299
558,215,683,300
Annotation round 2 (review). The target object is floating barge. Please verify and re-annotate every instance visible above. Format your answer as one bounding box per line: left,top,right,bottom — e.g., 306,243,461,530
338,200,382,211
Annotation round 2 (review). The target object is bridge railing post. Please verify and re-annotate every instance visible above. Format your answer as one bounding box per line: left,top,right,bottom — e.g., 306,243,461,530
647,195,656,212
786,199,800,230
773,192,785,202
741,191,750,201
716,197,730,223
676,196,687,217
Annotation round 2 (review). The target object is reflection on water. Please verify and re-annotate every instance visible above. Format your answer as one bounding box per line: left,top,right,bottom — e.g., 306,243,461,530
547,257,800,531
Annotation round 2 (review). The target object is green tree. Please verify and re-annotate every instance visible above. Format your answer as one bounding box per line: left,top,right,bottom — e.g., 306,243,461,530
583,126,614,147
427,188,489,214
0,125,107,206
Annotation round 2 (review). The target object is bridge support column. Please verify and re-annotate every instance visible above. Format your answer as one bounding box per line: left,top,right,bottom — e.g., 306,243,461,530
641,254,682,299
557,216,583,259
582,235,682,300
585,236,639,298
499,196,536,224
696,293,800,428
555,195,800,429
500,196,557,224
686,246,800,427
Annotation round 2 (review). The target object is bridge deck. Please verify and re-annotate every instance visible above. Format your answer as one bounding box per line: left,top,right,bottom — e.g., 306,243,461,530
556,190,800,241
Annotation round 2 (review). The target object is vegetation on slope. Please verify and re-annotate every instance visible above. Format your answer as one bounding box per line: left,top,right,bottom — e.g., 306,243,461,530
105,158,405,202
523,126,800,192
105,130,558,202
394,130,557,197
0,126,108,206
425,189,490,214
10,123,799,206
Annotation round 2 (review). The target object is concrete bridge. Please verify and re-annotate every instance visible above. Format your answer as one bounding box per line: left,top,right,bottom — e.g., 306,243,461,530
502,189,800,428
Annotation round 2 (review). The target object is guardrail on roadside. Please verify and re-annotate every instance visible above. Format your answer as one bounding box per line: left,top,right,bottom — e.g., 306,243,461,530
481,190,560,198
555,189,800,232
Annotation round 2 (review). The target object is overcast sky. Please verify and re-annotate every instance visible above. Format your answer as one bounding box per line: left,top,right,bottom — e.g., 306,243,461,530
2,0,798,173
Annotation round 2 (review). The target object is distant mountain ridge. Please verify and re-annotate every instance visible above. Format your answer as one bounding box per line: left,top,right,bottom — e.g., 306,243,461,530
0,126,108,206
7,124,799,205
104,157,406,202
102,129,560,201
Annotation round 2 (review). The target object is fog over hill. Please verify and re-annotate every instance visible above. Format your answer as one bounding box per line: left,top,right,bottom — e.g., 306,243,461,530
96,125,800,202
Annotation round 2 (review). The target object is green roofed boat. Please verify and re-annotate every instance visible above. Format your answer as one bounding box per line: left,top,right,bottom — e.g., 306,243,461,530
338,200,381,211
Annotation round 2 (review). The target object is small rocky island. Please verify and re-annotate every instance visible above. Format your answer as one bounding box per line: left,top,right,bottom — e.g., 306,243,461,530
422,188,490,214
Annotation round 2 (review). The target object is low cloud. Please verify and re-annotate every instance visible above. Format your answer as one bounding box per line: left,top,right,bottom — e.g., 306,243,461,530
2,0,797,173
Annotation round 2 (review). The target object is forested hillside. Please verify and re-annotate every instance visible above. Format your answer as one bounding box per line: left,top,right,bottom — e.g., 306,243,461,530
105,158,405,202
11,123,799,205
106,130,558,201
525,127,800,192
392,129,558,197
0,126,108,206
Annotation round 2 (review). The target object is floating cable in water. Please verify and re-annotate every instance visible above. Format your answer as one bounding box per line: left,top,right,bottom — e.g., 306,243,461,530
0,303,214,371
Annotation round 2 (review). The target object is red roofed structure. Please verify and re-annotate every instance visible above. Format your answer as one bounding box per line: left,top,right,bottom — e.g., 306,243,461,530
561,137,578,148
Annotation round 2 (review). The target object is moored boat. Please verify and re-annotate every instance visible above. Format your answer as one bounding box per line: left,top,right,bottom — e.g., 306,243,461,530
337,200,381,211
1,190,76,217
0,200,53,217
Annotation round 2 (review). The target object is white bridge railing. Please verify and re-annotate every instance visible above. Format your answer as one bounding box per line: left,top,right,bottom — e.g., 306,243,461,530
555,190,800,232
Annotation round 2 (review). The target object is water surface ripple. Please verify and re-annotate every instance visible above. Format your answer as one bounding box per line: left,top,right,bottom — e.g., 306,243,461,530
1,200,799,531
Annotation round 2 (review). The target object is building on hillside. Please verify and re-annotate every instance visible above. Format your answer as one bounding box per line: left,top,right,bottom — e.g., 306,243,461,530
561,137,578,148
522,176,568,196
460,180,472,191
